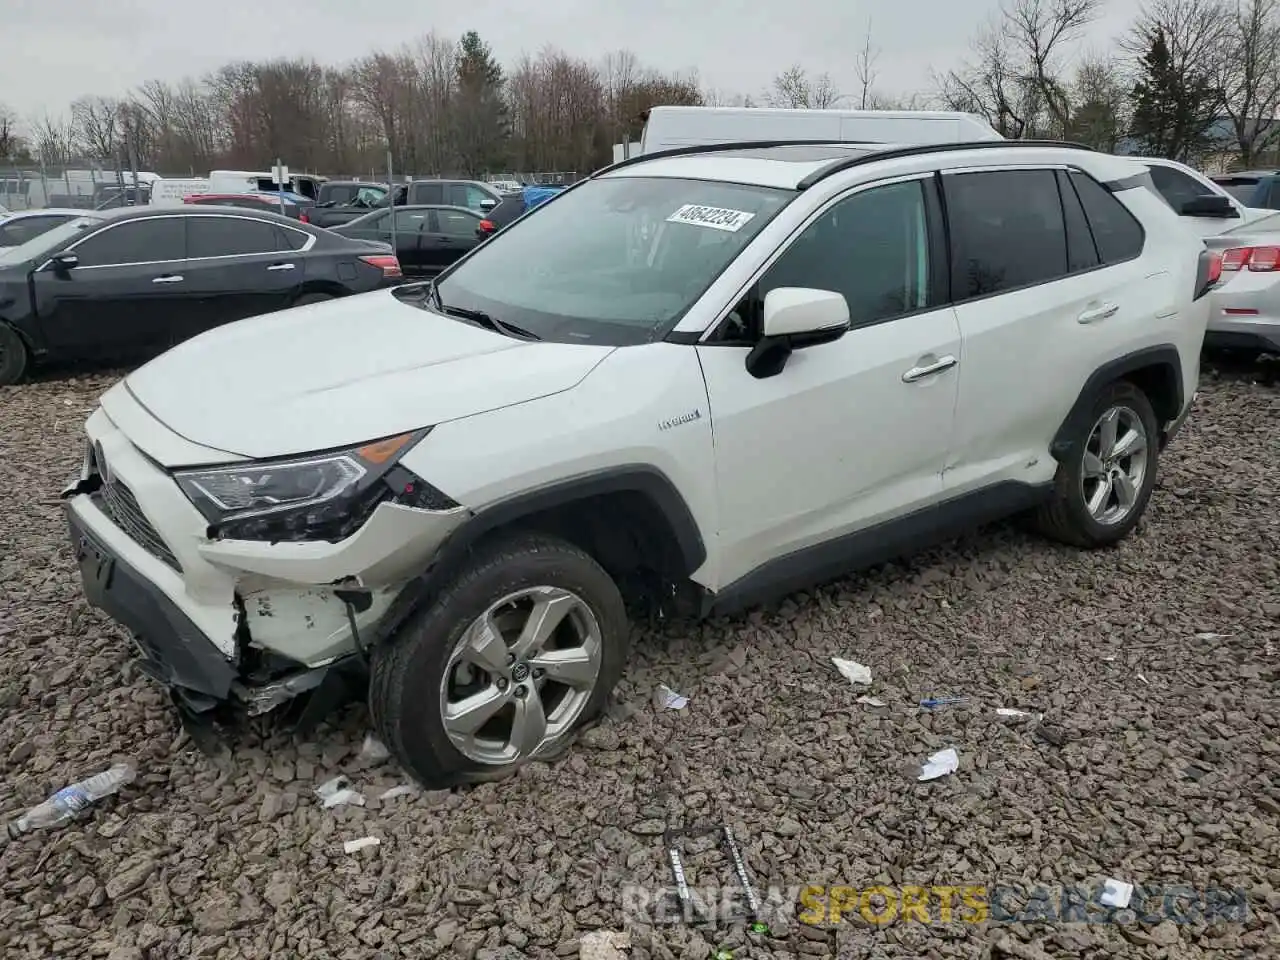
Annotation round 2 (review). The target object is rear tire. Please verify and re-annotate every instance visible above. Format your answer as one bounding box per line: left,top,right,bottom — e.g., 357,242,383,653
1032,380,1160,548
291,292,336,307
0,323,29,386
369,533,628,789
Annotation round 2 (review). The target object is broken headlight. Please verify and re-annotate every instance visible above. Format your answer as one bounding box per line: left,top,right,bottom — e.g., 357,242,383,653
174,429,457,542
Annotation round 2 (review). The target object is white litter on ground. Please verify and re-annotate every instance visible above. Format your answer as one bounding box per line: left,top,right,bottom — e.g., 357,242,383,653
918,747,960,781
656,684,689,710
379,785,418,801
343,836,380,854
832,657,872,685
315,776,365,809
360,734,390,762
1100,877,1134,908
1195,632,1231,640
856,695,888,708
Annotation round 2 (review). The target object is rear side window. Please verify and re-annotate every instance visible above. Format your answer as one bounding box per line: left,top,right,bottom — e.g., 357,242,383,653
1068,171,1145,265
944,169,1068,299
187,216,282,258
278,226,310,251
0,215,71,246
327,185,356,204
1213,178,1260,204
1266,179,1280,210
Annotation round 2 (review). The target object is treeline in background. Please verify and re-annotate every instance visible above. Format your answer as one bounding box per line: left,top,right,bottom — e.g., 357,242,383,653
1,0,1280,179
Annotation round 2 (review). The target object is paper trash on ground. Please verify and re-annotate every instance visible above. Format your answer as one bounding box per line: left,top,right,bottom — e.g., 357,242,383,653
580,929,632,960
832,657,872,685
379,785,418,801
996,708,1041,719
656,684,689,710
918,748,960,781
1100,878,1134,909
360,734,390,762
343,836,380,854
856,695,888,708
315,775,365,809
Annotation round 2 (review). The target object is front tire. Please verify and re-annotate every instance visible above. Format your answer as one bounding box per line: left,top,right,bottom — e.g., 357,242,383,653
369,533,628,789
1033,380,1160,548
0,323,29,386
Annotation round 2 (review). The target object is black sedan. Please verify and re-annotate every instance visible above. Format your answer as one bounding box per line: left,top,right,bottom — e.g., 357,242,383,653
331,205,485,276
0,206,400,385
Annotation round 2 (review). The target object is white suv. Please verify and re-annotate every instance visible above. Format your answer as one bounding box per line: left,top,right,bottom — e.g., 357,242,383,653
64,140,1214,787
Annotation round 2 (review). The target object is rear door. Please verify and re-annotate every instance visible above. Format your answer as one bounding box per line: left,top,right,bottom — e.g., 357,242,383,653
180,214,304,335
409,182,444,205
389,208,429,272
31,216,191,359
942,166,1157,496
425,208,482,271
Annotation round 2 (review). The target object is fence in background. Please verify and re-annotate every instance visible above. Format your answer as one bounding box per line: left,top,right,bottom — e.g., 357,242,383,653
0,167,583,211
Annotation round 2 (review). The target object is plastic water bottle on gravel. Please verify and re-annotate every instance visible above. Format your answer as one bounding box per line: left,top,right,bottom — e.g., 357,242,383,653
6,762,136,839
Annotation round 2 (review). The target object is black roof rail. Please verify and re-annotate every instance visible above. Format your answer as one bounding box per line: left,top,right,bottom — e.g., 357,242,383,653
796,138,1099,189
592,139,884,179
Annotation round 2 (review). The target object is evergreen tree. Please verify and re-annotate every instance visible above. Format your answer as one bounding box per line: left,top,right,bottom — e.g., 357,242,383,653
1128,28,1220,161
453,31,510,176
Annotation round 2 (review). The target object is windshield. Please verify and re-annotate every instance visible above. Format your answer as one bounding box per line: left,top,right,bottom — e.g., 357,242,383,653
1214,180,1259,204
0,215,104,266
429,176,793,345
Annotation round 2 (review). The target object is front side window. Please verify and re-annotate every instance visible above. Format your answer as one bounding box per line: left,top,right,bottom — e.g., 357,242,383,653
187,216,281,258
719,179,935,342
412,182,444,205
73,218,186,267
394,209,429,232
354,186,385,206
945,169,1069,299
429,176,793,346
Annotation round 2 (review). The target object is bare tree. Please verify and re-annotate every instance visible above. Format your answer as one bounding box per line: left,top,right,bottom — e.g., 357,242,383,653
936,19,1036,137
766,65,842,108
1003,0,1104,137
855,20,881,109
1216,0,1280,165
71,96,120,160
29,113,78,166
0,103,20,160
1069,50,1129,149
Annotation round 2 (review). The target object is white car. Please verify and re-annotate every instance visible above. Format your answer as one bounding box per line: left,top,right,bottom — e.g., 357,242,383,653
63,140,1213,788
0,208,91,248
1138,157,1275,237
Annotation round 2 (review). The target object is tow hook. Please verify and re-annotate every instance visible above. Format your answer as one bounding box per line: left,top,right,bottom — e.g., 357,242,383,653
334,577,374,665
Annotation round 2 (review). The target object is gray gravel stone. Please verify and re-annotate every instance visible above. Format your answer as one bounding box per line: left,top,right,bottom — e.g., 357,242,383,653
1,361,1278,958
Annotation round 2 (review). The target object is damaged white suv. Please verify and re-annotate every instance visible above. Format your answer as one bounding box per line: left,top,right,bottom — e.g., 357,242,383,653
64,140,1214,787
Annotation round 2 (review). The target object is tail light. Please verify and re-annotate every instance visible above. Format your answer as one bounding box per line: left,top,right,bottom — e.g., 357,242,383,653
360,254,402,279
299,211,309,223
1194,249,1223,300
1221,245,1280,272
478,219,496,234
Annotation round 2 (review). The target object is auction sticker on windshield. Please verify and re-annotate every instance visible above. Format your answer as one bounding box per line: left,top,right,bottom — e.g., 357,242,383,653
667,204,756,232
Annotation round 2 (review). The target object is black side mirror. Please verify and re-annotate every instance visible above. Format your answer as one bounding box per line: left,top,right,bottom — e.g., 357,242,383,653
1180,194,1239,218
49,253,79,273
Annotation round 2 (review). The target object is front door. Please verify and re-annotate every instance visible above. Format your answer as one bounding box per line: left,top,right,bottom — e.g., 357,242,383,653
31,215,193,360
696,175,962,590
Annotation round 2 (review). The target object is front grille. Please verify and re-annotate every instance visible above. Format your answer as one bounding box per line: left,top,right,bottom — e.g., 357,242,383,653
91,444,183,572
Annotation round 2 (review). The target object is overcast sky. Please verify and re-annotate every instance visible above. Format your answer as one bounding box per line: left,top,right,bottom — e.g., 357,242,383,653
4,0,1146,123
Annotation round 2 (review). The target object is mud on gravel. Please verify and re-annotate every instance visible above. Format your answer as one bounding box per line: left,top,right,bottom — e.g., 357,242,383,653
0,361,1277,960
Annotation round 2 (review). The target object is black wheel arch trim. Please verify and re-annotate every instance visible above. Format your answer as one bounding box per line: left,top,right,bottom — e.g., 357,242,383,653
373,465,708,643
1049,344,1184,463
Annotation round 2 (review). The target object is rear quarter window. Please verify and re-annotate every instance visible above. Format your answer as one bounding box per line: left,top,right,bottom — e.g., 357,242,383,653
1067,171,1145,265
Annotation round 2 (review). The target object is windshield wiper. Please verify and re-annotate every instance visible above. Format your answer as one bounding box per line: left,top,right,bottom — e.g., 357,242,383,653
431,286,540,341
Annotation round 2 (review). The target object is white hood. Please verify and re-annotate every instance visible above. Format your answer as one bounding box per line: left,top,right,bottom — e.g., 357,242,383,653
122,289,614,460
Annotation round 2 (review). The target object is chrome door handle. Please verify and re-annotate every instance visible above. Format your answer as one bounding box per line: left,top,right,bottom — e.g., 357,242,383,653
1078,303,1119,324
266,263,296,271
902,355,958,383
152,275,183,284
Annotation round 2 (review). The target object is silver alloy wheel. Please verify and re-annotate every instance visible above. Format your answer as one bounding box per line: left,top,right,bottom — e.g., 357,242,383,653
439,585,603,765
1081,405,1149,525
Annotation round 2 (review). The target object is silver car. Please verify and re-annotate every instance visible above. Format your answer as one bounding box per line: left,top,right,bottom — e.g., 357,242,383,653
0,208,92,249
1203,211,1280,357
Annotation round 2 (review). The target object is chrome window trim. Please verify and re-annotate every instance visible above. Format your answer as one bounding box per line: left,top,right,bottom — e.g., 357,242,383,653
696,170,938,343
38,212,315,271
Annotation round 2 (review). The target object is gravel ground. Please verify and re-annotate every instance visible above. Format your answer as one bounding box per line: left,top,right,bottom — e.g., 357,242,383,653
0,360,1278,960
